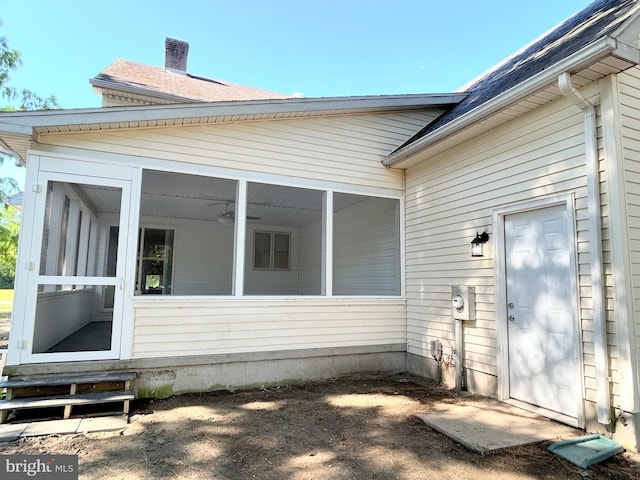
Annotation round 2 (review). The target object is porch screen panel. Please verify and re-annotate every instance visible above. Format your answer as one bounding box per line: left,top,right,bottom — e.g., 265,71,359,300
39,181,121,278
33,180,123,353
138,170,237,296
333,194,400,296
244,182,323,295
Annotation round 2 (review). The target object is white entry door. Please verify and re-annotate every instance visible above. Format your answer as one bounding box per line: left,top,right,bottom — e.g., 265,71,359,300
504,204,579,418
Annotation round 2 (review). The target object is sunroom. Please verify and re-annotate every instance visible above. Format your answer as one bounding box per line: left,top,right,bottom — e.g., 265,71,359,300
3,94,461,369
25,165,403,363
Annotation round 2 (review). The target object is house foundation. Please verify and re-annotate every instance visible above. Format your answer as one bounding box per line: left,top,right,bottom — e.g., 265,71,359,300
3,344,407,398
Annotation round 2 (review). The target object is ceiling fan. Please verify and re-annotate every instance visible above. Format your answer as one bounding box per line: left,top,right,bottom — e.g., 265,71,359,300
215,202,261,225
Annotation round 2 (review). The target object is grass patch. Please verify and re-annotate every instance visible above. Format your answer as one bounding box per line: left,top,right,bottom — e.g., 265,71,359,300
0,290,13,302
0,289,13,313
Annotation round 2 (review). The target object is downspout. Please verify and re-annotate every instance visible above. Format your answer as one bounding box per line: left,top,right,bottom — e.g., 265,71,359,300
558,72,610,425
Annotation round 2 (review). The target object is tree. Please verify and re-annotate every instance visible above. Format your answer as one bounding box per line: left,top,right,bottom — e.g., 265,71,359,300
0,203,19,288
0,21,59,287
0,23,58,111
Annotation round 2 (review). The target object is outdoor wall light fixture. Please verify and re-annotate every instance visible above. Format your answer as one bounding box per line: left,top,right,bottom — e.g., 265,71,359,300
471,231,489,257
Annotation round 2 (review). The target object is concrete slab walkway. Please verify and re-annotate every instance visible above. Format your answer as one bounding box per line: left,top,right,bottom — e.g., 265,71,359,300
0,415,128,442
416,399,580,454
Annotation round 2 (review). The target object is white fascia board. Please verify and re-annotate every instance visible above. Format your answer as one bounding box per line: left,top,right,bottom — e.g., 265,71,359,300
90,77,201,104
0,120,35,136
383,36,622,169
0,93,468,134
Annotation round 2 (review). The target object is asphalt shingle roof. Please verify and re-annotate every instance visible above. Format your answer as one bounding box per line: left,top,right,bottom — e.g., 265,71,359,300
91,59,292,103
397,0,640,151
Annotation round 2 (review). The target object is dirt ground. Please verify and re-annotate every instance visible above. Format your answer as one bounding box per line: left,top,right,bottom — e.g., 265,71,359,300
0,375,639,480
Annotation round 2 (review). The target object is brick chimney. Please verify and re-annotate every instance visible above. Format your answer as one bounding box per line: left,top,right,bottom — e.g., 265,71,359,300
165,38,189,74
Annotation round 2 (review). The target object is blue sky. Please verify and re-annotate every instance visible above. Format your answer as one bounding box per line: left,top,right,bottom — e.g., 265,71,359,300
0,0,594,188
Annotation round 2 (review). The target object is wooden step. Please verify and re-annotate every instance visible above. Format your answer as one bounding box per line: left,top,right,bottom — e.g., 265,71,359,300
0,390,135,411
0,371,137,423
0,372,136,389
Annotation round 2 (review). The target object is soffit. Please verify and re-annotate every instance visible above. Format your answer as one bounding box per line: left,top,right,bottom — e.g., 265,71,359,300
0,94,467,163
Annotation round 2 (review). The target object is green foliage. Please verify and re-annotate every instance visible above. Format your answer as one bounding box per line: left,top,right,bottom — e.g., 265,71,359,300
0,204,19,288
0,21,59,111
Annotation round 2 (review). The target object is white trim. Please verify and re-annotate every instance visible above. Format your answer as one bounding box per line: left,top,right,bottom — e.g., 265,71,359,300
6,155,41,366
75,207,92,277
120,167,142,360
323,190,333,296
30,146,405,198
132,295,405,303
19,168,133,364
600,75,640,413
233,180,247,296
493,194,584,427
398,192,405,298
0,93,466,132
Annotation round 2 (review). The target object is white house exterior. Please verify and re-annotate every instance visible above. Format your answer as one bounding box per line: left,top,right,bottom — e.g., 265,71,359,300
1,0,640,451
0,95,461,395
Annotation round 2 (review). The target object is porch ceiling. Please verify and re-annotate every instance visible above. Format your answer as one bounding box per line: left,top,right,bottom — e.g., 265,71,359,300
66,171,367,228
139,170,365,227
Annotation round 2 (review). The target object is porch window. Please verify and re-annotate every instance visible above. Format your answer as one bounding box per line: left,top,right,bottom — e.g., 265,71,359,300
253,232,290,270
137,228,174,295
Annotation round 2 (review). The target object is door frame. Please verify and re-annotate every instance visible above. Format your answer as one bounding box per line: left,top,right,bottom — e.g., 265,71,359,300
18,163,134,364
493,194,585,427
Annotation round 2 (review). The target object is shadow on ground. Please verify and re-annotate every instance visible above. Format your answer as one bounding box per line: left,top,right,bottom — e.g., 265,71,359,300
1,375,639,480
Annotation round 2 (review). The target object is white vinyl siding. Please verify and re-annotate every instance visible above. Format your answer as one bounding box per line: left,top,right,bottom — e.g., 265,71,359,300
333,196,401,296
39,111,440,192
404,83,616,406
617,66,640,393
132,298,405,358
170,221,234,295
298,219,323,295
30,111,416,361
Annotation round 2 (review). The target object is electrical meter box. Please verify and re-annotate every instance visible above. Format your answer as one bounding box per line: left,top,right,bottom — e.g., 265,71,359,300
451,286,475,321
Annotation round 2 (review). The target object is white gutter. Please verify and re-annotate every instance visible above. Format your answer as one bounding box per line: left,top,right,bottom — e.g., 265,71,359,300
384,37,620,168
0,93,467,129
558,72,610,426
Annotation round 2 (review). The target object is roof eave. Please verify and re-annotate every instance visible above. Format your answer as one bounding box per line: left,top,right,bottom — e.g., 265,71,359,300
383,36,630,169
0,93,468,131
0,93,466,164
90,77,201,104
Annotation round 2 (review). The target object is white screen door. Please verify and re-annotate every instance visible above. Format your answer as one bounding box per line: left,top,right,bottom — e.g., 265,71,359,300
21,172,131,363
505,204,579,418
